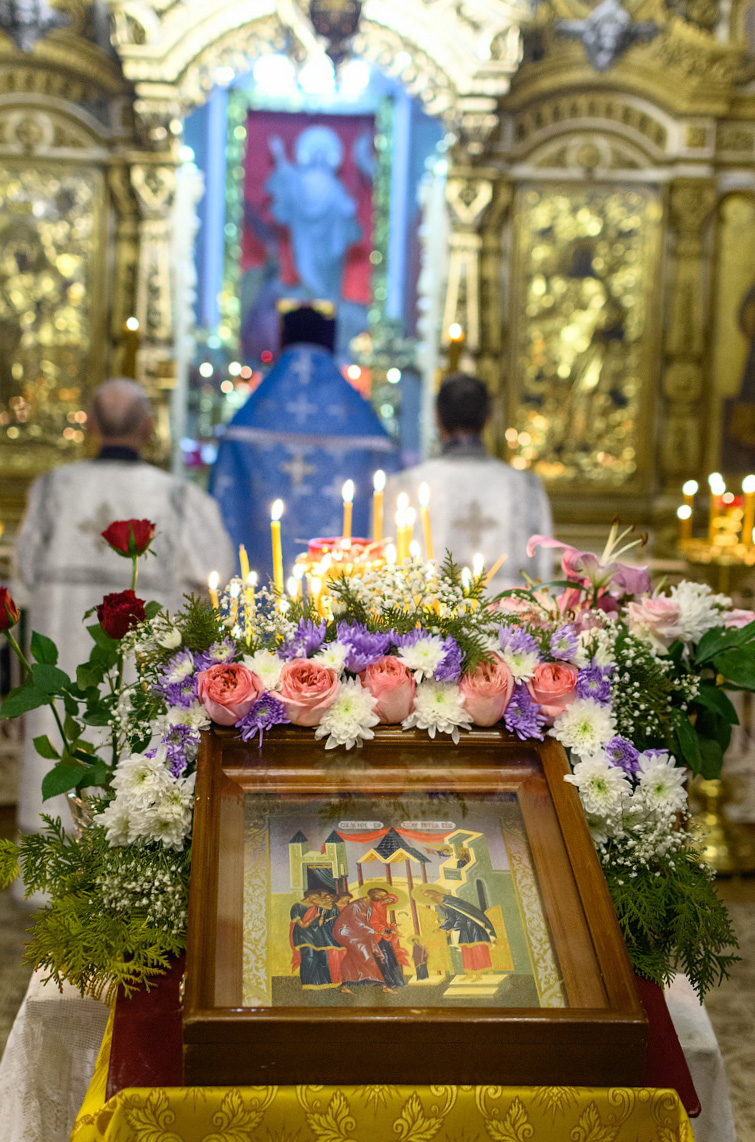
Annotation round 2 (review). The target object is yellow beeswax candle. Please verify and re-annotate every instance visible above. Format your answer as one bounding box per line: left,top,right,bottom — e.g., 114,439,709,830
342,479,354,541
418,482,435,561
208,571,220,610
271,499,284,593
372,469,385,542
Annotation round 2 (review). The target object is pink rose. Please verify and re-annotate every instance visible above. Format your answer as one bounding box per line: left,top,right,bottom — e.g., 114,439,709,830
626,596,683,649
197,662,264,726
360,656,416,723
724,609,755,629
278,659,339,727
526,662,579,725
459,656,514,727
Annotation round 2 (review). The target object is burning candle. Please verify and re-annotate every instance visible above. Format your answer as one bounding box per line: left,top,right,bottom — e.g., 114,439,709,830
293,563,304,595
409,539,421,560
228,580,241,623
396,493,409,561
271,499,284,593
372,469,385,542
447,323,464,373
342,480,354,542
239,544,250,582
243,571,257,642
310,576,322,615
743,475,755,543
287,576,298,598
708,473,725,544
418,482,435,561
122,317,140,379
385,543,397,566
405,507,416,558
208,571,220,610
473,552,485,578
677,505,692,542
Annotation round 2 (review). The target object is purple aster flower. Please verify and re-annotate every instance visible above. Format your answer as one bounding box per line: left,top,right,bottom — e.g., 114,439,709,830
336,623,391,673
236,693,290,747
549,624,579,661
499,625,541,658
576,663,612,704
435,636,463,683
605,736,640,776
193,638,237,672
154,673,199,708
161,648,195,684
280,619,327,661
144,747,158,759
503,684,546,741
161,722,201,776
393,628,425,649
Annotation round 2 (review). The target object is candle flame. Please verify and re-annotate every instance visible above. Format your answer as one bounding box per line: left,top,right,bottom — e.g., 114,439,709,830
293,563,305,580
743,475,755,495
473,552,484,577
682,480,699,496
271,498,284,521
418,482,430,508
406,507,416,527
229,581,241,598
409,540,421,559
245,571,258,586
208,571,220,590
373,469,386,492
385,543,397,565
320,553,332,572
397,492,409,513
287,576,297,597
342,479,354,503
461,567,472,590
448,322,463,341
310,576,322,596
125,316,140,332
677,505,692,520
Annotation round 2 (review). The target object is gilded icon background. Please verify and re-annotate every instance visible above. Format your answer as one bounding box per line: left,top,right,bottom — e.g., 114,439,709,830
509,185,662,487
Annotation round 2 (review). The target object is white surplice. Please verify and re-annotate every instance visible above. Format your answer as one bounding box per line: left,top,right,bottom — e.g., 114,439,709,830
13,458,235,836
385,446,554,590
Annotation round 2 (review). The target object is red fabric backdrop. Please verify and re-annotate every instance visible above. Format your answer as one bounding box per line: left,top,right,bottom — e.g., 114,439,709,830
241,110,374,306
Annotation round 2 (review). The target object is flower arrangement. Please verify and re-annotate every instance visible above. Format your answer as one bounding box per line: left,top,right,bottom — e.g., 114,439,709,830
0,520,744,999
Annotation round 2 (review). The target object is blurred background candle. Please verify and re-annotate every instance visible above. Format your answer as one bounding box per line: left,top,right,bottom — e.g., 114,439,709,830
208,571,220,609
708,473,725,544
473,552,485,578
743,475,755,542
418,482,435,561
447,322,464,373
271,499,284,592
409,539,421,561
293,564,304,595
677,504,693,542
238,544,250,582
122,316,140,379
342,479,354,541
682,479,698,515
287,576,298,599
228,581,241,623
396,493,409,561
372,469,385,542
405,507,416,556
385,543,397,566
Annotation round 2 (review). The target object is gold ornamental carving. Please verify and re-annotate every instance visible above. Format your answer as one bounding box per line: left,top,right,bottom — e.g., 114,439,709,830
443,175,496,352
130,162,177,355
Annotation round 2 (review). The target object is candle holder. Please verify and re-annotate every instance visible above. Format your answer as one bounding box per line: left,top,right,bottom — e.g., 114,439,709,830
295,536,387,617
677,475,755,594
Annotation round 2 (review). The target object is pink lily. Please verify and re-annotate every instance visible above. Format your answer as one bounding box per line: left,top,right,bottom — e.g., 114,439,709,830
527,521,651,598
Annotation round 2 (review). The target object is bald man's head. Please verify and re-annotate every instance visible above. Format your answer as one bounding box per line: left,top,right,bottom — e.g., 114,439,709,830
89,379,152,447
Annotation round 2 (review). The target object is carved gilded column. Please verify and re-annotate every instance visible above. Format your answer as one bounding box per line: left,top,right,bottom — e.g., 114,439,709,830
108,163,140,376
129,158,179,385
443,172,495,356
661,178,716,482
479,179,513,456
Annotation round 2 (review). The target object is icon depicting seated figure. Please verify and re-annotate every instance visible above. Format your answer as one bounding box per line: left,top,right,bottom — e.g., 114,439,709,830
331,885,410,993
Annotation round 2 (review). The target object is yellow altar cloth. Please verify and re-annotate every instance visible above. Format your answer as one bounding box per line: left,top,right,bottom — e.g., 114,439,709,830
72,1010,694,1142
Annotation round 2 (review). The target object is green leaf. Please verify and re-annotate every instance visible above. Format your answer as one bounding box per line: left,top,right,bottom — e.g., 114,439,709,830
144,600,162,620
76,663,105,690
30,631,58,666
32,734,60,760
30,663,71,695
697,736,725,780
77,758,110,789
696,627,737,664
0,682,48,718
672,711,701,770
64,713,83,739
83,705,112,727
693,685,739,725
86,623,119,653
713,650,755,688
41,762,83,800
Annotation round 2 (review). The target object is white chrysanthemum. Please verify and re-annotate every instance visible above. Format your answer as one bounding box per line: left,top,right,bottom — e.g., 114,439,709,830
397,635,447,682
207,639,236,663
552,698,615,754
565,755,630,819
165,702,211,731
137,799,193,850
315,641,350,674
157,626,183,650
163,650,195,684
498,647,540,683
110,752,172,807
95,798,133,847
242,649,283,690
314,679,379,749
636,754,687,814
402,681,472,744
670,581,729,643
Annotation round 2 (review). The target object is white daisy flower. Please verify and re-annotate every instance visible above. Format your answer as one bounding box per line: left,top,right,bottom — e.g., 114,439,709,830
314,641,350,675
110,752,172,808
242,649,284,690
498,647,541,683
564,754,630,819
165,702,211,731
95,799,133,847
397,634,447,682
402,681,472,744
552,698,615,755
636,754,687,814
314,679,379,750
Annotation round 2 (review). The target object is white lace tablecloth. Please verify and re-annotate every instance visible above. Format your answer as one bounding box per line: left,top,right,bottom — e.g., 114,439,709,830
0,970,736,1142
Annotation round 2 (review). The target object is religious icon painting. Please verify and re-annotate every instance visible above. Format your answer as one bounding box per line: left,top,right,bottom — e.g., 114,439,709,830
243,793,563,1010
183,726,647,1087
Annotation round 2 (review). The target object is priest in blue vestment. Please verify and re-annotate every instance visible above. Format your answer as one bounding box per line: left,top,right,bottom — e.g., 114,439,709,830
210,304,397,581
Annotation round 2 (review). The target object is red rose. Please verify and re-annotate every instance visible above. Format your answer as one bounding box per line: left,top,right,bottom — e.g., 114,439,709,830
101,519,156,557
526,662,579,725
197,663,265,726
96,590,146,639
0,587,19,631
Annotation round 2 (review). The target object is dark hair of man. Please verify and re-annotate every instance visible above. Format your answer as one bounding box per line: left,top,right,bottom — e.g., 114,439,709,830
436,373,491,435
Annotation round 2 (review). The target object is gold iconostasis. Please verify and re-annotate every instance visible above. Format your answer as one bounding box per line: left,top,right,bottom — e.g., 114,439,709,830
2,0,755,552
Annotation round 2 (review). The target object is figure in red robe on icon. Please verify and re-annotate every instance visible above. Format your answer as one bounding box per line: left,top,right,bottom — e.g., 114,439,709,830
331,887,408,993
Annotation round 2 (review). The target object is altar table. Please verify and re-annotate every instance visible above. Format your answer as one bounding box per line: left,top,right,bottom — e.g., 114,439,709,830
71,1007,695,1142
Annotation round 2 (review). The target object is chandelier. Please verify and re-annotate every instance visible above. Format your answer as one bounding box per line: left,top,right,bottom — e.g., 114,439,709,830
308,0,362,64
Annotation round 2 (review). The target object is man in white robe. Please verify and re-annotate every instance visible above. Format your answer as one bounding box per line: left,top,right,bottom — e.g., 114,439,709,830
13,378,234,836
385,375,554,590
